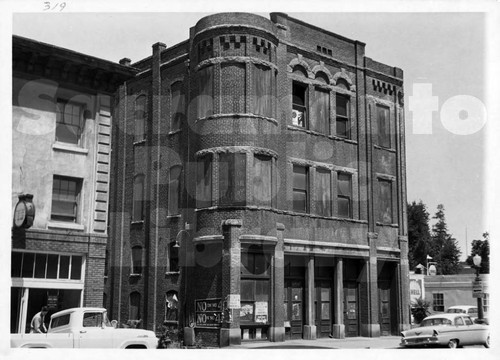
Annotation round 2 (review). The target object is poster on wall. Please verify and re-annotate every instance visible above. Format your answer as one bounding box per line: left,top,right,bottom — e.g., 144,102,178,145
240,303,254,321
255,301,268,323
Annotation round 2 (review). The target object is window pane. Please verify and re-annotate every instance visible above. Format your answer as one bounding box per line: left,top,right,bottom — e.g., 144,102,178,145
252,65,273,117
22,252,34,278
196,156,212,208
336,119,348,138
168,166,182,215
11,252,22,277
338,198,350,218
292,82,307,127
197,66,214,118
321,303,330,320
56,101,82,144
253,155,272,207
316,169,331,217
377,106,390,148
34,253,47,278
133,175,144,221
46,254,58,279
293,190,307,213
293,166,307,190
254,253,270,276
132,247,142,274
129,292,141,320
221,63,245,114
241,280,254,301
312,89,329,134
59,256,70,279
336,95,350,138
219,153,246,206
135,96,146,142
70,256,82,280
338,173,351,218
241,252,255,276
336,95,348,117
171,82,184,131
379,180,393,223
52,176,79,222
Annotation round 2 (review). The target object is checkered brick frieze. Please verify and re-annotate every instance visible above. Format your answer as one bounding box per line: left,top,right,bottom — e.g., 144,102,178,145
372,79,396,95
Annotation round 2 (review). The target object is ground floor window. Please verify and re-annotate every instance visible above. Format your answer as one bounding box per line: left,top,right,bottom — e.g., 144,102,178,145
432,293,444,312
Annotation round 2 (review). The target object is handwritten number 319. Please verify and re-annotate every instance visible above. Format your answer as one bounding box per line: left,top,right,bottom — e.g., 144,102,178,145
43,2,66,11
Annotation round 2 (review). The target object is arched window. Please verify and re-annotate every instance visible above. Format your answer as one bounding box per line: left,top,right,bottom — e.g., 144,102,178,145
170,81,184,131
131,245,143,275
168,166,182,215
134,95,146,142
129,292,141,321
315,71,329,84
165,291,179,322
132,174,145,221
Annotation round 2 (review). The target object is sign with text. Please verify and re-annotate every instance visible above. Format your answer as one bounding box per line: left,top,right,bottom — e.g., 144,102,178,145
472,279,484,298
195,298,223,327
226,294,241,309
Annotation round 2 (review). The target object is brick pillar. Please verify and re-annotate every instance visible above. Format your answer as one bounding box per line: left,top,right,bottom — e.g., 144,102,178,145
303,255,316,340
269,222,285,342
361,232,380,337
398,235,411,331
220,219,242,347
332,257,345,338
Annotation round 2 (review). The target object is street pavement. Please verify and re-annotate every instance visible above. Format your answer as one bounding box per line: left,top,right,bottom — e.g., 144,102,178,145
228,336,403,349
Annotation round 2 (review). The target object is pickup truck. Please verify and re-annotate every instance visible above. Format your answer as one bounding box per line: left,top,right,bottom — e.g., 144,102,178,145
11,307,158,349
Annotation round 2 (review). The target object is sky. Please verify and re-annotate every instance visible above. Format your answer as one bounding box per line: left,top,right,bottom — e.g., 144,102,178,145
2,0,499,266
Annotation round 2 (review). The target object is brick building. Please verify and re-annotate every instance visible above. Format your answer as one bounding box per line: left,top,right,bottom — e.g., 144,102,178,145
11,36,135,333
106,12,410,347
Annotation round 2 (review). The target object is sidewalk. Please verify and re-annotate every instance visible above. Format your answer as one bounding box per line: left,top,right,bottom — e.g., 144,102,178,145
228,336,402,349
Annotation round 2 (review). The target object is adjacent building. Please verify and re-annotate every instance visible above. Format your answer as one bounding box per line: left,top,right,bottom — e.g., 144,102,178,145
11,36,135,333
106,12,410,347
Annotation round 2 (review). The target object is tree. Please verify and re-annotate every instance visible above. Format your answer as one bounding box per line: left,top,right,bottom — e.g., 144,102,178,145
407,201,431,271
411,298,431,324
466,232,489,274
430,204,462,275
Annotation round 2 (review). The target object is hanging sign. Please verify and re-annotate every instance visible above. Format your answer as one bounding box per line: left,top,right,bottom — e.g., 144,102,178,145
13,194,35,229
195,298,223,327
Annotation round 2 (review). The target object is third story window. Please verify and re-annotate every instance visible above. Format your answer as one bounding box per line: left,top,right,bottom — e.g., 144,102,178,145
292,82,308,128
377,105,391,148
336,94,350,138
51,175,82,223
253,155,272,207
170,81,185,132
337,173,352,218
378,179,393,223
132,174,145,221
197,66,214,118
134,95,146,142
312,88,330,134
219,153,246,206
168,166,182,215
315,169,331,217
196,155,212,208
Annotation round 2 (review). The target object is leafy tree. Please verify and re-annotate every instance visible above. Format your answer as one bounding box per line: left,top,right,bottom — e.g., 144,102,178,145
407,201,431,270
466,232,489,274
430,204,462,275
411,298,431,324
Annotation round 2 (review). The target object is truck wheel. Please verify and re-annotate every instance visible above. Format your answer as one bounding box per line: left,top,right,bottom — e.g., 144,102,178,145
484,335,490,348
447,339,459,348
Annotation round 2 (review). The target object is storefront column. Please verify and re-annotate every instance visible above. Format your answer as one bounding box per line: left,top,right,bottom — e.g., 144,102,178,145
332,257,345,338
220,219,243,347
303,255,316,339
361,232,380,337
398,235,411,331
269,223,285,342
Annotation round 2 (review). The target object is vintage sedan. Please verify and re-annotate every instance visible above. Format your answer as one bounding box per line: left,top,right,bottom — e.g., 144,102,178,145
400,313,489,348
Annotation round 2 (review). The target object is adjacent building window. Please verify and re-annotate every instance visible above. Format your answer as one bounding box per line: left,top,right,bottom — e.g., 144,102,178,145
51,175,82,222
432,293,444,312
169,242,179,273
252,64,273,118
336,94,350,138
292,82,308,128
11,251,83,280
292,165,308,213
134,95,146,142
168,166,182,215
132,174,145,221
165,291,179,322
197,66,214,118
253,155,272,207
170,81,184,132
312,88,330,134
219,153,246,206
377,105,391,148
337,173,352,218
56,100,84,145
378,179,393,223
129,292,141,320
196,155,212,208
131,246,143,275
315,168,331,217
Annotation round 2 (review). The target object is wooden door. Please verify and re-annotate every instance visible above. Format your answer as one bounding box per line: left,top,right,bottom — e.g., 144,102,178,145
379,281,391,336
314,280,332,338
285,279,304,339
343,282,359,337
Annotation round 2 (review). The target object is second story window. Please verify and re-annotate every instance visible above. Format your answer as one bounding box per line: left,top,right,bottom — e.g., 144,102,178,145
377,105,391,148
219,153,246,206
51,175,82,223
197,66,214,118
196,155,212,209
170,81,184,132
134,95,146,143
315,168,331,217
131,246,143,275
378,179,393,223
292,165,308,213
292,82,308,128
337,173,352,218
252,64,273,118
132,174,145,221
168,166,182,215
253,155,272,207
336,94,350,139
56,100,84,145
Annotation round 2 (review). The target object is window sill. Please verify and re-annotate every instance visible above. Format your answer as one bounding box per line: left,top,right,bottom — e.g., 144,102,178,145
168,129,182,136
133,139,146,146
131,220,145,226
166,214,182,219
52,142,89,155
376,222,399,228
374,145,396,153
129,273,142,278
47,221,84,231
165,271,180,276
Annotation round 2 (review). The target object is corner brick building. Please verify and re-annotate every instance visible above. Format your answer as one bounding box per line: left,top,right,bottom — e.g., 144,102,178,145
11,36,135,333
106,12,410,347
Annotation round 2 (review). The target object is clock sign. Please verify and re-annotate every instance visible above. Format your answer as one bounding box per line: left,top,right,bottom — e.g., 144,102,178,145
13,194,35,229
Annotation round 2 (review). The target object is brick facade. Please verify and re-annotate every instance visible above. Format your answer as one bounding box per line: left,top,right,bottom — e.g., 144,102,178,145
107,12,410,347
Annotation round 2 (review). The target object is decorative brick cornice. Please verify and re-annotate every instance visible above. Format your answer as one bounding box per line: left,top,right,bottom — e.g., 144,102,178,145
196,56,277,72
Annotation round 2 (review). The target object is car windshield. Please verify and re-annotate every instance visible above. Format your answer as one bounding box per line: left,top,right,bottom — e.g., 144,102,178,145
420,318,452,327
446,309,463,313
82,311,113,328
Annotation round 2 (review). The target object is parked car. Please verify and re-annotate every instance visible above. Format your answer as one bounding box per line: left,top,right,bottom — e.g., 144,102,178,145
400,313,489,348
11,307,158,348
446,305,478,319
